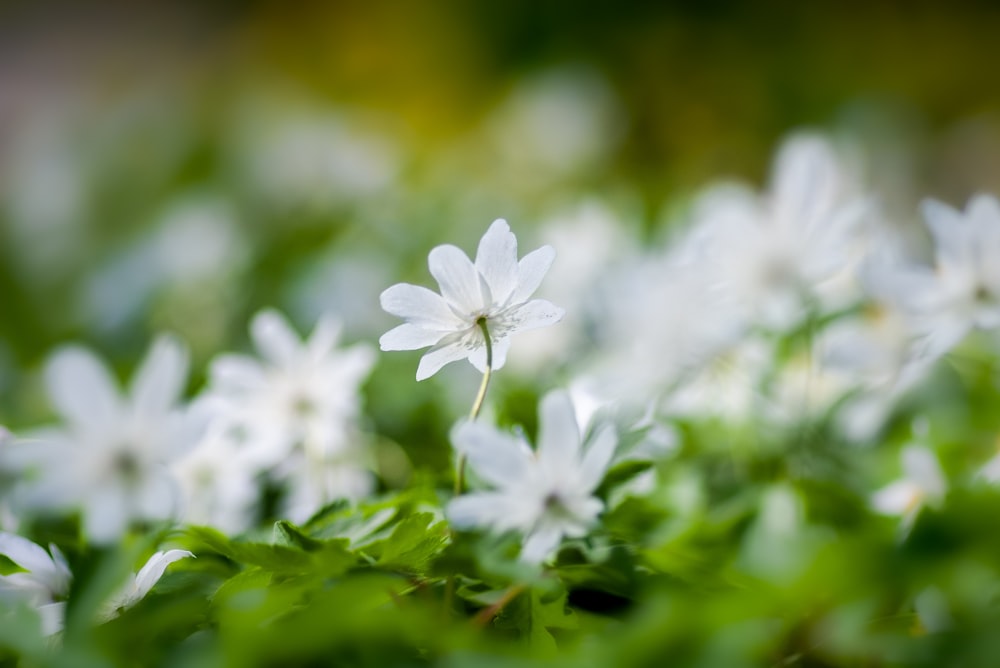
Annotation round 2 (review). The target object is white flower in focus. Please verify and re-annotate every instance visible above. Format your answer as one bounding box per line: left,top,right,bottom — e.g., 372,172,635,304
871,445,946,535
12,336,202,544
380,219,564,380
205,309,375,467
0,532,71,635
447,390,616,563
99,549,193,620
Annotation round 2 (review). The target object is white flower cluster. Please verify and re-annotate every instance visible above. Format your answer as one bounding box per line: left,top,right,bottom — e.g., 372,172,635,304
1,308,375,541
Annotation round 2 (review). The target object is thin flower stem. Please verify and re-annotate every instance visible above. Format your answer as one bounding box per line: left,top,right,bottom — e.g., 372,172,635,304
454,318,493,496
469,318,494,421
446,319,494,621
472,583,527,627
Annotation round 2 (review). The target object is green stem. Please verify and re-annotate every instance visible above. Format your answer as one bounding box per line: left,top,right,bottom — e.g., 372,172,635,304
445,319,493,620
454,318,493,496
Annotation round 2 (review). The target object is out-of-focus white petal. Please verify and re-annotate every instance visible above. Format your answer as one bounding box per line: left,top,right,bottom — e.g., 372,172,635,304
578,425,617,492
82,486,130,545
428,244,489,314
379,323,447,351
520,524,563,564
871,480,920,516
379,283,462,329
511,245,556,304
209,355,267,392
536,390,581,473
921,199,968,270
44,347,121,431
251,309,303,366
475,219,519,305
415,338,470,381
38,601,66,636
0,533,71,597
453,420,534,488
446,492,512,530
771,135,839,231
131,335,189,419
306,314,343,359
902,445,947,504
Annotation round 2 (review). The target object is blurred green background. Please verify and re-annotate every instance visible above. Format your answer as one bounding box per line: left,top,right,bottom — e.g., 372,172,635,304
2,0,1000,438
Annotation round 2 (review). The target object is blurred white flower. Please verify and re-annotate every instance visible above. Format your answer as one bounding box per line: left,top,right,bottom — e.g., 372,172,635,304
447,390,616,563
98,549,193,620
10,336,202,543
380,219,564,380
0,532,71,636
171,423,261,535
881,195,1000,358
205,309,375,467
871,444,946,534
693,134,867,330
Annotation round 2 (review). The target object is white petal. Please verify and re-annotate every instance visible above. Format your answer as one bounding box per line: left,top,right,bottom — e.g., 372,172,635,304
307,314,343,359
467,336,510,373
446,492,513,530
579,425,618,491
506,299,565,333
379,323,447,351
520,524,563,563
511,245,556,304
475,219,519,306
131,335,188,418
250,309,303,366
83,486,130,544
379,283,464,329
536,391,581,473
0,533,67,595
771,135,838,230
921,199,969,270
452,420,534,488
131,549,194,603
415,338,471,381
902,445,947,502
871,480,920,516
38,601,66,636
209,355,267,392
44,346,122,431
428,244,490,315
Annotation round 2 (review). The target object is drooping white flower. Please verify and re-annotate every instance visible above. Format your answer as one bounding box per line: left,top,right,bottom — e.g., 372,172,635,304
10,336,203,544
447,390,616,563
379,219,564,380
871,444,947,534
99,549,193,620
878,195,1000,358
0,532,71,636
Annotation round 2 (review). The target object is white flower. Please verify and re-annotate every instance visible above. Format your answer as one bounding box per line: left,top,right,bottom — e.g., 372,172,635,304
99,549,193,620
203,309,375,468
692,134,866,330
447,390,616,563
871,445,946,534
379,219,564,380
883,195,1000,358
11,336,202,544
0,532,71,636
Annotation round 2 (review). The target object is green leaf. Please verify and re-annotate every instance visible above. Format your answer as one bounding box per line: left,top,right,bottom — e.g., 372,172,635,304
363,512,450,574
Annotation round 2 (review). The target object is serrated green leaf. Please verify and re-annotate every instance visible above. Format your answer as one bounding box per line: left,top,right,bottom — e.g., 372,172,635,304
273,520,324,551
363,512,450,573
